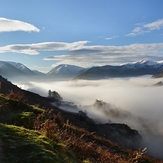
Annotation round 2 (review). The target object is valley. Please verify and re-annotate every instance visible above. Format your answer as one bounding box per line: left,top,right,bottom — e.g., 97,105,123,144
0,60,163,162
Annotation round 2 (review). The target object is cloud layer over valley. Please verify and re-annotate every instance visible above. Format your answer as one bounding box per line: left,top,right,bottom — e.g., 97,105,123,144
17,76,163,119
15,76,163,159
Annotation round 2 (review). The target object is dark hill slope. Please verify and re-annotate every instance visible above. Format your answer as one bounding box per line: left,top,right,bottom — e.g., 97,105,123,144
152,71,163,78
0,75,56,109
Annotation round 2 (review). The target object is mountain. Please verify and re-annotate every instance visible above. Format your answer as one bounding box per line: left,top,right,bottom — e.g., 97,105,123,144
2,60,163,81
0,61,37,79
76,60,163,80
0,60,163,80
8,61,36,75
47,64,85,79
0,61,25,78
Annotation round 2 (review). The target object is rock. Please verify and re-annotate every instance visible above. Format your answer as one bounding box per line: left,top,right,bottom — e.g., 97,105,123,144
96,123,141,149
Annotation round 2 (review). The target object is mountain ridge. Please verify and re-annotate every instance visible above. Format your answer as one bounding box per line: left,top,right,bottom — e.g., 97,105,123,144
0,61,37,79
8,61,36,75
76,60,163,79
1,60,163,80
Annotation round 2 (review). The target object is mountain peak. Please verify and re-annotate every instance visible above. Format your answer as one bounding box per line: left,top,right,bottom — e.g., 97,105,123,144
129,60,163,66
0,61,36,79
47,64,85,79
137,60,156,65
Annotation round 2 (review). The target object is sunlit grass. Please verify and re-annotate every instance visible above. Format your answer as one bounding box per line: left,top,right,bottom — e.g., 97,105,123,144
0,124,78,163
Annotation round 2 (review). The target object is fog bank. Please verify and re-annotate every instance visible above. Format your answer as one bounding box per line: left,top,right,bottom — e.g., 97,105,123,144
14,76,163,159
17,76,163,118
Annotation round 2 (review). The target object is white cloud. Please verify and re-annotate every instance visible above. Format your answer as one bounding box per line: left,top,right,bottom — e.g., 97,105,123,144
1,41,163,66
0,41,88,55
105,36,118,40
144,19,163,30
127,18,163,36
0,17,40,32
44,43,163,67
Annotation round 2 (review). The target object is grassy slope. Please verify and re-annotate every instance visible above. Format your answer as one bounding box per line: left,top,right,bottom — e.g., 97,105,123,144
0,124,78,163
0,94,78,163
0,93,163,163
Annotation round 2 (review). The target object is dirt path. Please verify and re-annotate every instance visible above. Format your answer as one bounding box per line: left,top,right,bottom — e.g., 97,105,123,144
0,139,5,163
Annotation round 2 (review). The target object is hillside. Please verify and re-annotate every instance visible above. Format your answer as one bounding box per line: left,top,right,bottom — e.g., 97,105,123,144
0,75,58,109
0,94,162,163
152,71,163,78
0,94,79,163
0,76,163,162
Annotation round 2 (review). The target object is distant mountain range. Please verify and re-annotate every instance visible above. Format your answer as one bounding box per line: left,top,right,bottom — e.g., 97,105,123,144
0,61,85,80
1,60,163,80
75,60,163,79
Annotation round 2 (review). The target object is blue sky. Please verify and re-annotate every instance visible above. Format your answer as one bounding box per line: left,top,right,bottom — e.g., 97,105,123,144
0,0,163,72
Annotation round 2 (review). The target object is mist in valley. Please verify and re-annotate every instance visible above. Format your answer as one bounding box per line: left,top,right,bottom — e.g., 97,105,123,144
14,76,163,159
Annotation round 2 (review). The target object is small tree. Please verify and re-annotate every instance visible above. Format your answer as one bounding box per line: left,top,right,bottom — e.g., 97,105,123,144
48,90,62,100
51,91,62,100
48,90,52,98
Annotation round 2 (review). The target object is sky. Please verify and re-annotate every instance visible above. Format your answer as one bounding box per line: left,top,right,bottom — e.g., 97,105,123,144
0,0,163,72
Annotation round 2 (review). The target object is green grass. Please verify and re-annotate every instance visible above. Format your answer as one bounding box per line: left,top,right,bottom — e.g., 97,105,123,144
0,124,79,163
0,94,42,129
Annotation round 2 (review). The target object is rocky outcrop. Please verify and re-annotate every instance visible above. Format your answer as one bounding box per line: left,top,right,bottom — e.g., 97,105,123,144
96,123,141,149
153,81,163,86
61,110,141,150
